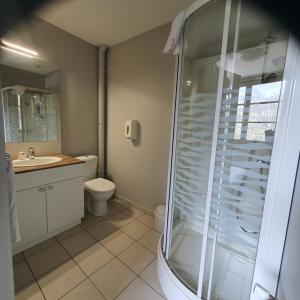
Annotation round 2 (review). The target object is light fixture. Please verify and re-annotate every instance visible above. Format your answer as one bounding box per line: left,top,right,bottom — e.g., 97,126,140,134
1,40,38,56
186,80,191,86
0,46,36,58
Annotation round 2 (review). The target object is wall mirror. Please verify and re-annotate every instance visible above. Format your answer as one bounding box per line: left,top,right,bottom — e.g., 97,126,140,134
0,46,61,143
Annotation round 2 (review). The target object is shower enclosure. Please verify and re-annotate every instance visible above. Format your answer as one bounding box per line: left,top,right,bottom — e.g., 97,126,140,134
158,0,300,299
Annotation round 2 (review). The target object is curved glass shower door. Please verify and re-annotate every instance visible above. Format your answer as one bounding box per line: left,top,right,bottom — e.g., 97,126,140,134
164,0,227,293
164,0,289,299
200,2,289,299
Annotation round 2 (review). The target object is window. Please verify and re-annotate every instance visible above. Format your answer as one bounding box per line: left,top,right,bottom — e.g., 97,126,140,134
234,81,281,142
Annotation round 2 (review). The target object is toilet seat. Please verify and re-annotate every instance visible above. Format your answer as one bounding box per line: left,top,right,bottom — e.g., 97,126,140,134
85,178,115,193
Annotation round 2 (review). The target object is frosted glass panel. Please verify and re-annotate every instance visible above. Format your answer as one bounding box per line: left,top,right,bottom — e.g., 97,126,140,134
201,1,289,299
166,0,226,293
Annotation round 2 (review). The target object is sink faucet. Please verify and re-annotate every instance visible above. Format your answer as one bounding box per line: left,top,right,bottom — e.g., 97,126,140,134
28,147,36,159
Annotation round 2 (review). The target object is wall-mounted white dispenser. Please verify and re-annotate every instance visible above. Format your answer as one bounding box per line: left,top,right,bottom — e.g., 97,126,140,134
125,120,138,140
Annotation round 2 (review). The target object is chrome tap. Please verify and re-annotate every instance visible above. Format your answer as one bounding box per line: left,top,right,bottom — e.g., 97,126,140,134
28,147,36,159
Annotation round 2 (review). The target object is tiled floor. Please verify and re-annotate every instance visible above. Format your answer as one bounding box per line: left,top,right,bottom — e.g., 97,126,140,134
13,199,165,300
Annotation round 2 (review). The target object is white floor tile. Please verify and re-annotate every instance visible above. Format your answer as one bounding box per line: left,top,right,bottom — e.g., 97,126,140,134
110,199,130,211
90,258,136,300
38,260,86,300
74,243,113,275
61,279,105,300
108,212,134,228
15,282,44,300
100,230,134,255
138,214,155,229
116,277,164,300
123,207,144,219
121,220,151,240
138,230,161,253
118,242,155,274
140,259,165,297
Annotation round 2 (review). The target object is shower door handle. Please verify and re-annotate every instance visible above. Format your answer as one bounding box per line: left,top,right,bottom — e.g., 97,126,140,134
253,283,276,300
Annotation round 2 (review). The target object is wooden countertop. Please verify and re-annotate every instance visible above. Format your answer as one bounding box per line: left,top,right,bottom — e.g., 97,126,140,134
14,154,84,174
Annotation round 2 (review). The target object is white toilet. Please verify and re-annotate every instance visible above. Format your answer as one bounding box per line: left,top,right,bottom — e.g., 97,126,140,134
77,155,115,216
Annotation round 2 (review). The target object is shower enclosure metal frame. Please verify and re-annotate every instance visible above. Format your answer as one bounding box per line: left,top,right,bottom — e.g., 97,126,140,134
160,0,300,299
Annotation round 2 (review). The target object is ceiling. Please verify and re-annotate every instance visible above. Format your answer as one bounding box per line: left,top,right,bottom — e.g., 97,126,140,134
35,0,195,46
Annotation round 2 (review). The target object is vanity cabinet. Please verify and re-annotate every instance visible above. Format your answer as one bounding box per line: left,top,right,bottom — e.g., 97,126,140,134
46,177,83,232
16,186,47,245
13,163,84,254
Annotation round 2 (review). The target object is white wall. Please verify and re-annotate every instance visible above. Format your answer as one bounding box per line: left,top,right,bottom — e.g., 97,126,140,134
107,23,175,211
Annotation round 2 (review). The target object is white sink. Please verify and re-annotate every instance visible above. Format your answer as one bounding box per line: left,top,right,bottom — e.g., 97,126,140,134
13,156,62,167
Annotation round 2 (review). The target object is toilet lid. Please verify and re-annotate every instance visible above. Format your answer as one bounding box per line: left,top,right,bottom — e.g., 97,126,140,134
85,178,115,193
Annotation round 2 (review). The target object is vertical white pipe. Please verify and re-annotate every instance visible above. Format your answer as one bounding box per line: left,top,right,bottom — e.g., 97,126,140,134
98,44,108,178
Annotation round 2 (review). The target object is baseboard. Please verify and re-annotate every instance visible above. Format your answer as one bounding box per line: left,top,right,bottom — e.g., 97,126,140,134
115,194,155,216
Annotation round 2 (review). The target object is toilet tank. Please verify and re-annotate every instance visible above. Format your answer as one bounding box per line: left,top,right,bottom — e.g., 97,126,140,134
76,155,98,181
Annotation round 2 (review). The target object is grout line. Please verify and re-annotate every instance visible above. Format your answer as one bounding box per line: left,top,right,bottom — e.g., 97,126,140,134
22,237,58,259
55,239,90,299
112,256,138,299
24,241,72,277
99,236,135,257
138,273,166,299
22,255,47,300
15,204,141,299
86,277,108,300
55,226,84,242
116,245,157,277
111,255,158,299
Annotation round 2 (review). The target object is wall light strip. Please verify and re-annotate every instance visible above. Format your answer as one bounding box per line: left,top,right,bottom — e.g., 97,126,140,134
1,40,38,56
0,46,36,58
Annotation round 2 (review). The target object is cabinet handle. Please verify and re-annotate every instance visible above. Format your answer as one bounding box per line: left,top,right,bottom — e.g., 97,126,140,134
47,185,53,191
38,187,45,193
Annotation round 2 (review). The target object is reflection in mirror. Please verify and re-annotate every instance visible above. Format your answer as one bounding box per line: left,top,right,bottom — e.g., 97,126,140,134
0,44,61,143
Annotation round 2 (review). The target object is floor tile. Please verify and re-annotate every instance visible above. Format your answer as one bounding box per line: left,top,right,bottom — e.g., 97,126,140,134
118,243,155,274
140,259,165,297
108,212,134,228
81,211,103,229
26,242,70,278
13,253,25,264
101,203,119,219
100,230,135,255
38,260,86,300
116,277,164,300
24,238,57,258
85,220,118,241
138,214,155,229
60,230,97,257
121,220,151,240
90,258,136,300
13,260,35,292
138,230,161,253
56,225,83,241
61,279,105,300
15,282,45,300
123,207,144,219
74,243,113,275
110,199,130,211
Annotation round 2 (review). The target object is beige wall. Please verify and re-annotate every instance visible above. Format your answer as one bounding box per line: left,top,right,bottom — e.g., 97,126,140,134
107,23,175,211
4,16,98,156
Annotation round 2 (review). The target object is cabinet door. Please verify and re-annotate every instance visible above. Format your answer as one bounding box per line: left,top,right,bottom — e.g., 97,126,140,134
46,177,84,232
14,186,47,246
